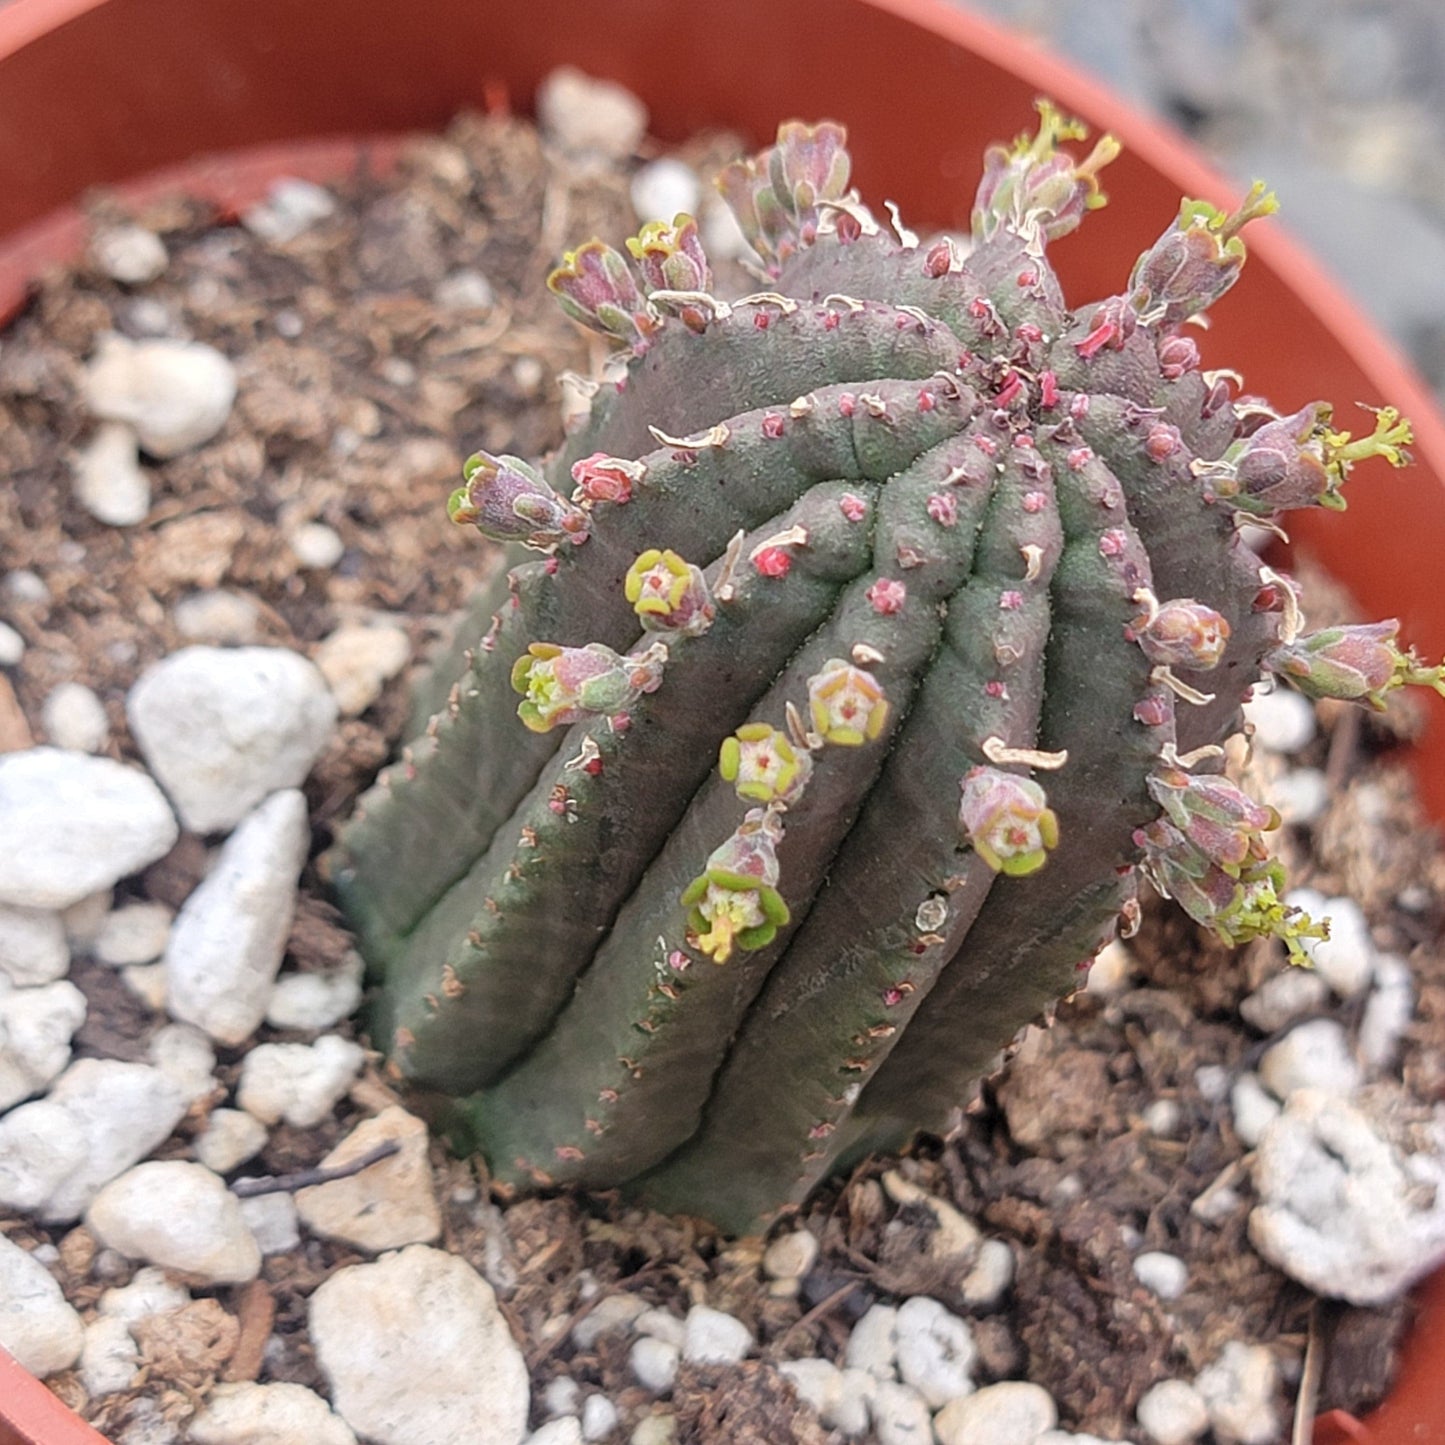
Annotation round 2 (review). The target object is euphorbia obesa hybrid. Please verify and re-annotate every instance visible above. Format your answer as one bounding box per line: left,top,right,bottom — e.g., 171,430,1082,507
329,106,1444,1231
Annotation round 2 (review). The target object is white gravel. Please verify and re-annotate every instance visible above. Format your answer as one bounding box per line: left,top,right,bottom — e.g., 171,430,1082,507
84,333,237,458
1136,1378,1210,1445
71,421,150,527
40,681,109,751
681,1304,753,1366
127,646,336,834
933,1380,1057,1445
0,978,86,1110
188,1380,359,1445
0,903,69,986
0,1231,84,1378
1258,1017,1361,1100
894,1295,977,1409
236,1034,366,1128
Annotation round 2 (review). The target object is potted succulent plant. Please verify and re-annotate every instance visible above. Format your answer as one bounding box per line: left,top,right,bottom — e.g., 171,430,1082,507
1,2,1443,1443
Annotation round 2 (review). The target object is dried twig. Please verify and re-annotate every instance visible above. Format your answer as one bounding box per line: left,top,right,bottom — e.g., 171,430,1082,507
230,1140,401,1197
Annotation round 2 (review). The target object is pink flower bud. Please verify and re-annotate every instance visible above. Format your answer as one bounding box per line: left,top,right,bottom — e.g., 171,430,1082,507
1135,598,1231,669
958,765,1059,877
1265,620,1445,710
449,451,590,550
547,240,660,349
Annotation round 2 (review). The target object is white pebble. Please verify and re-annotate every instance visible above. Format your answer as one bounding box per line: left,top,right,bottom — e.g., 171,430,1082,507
634,1307,685,1348
844,1302,898,1379
933,1380,1058,1445
1238,966,1329,1033
572,1292,649,1349
960,1238,1015,1309
0,620,23,666
72,421,149,526
1359,954,1414,1072
776,1358,841,1416
543,1377,582,1418
1193,1063,1231,1103
826,1369,879,1437
682,1303,753,1366
122,962,167,1011
1286,892,1375,999
894,1295,976,1409
1142,1099,1182,1138
243,178,338,244
1132,1250,1188,1300
1243,687,1316,754
189,1381,359,1445
290,521,346,570
84,333,236,458
99,1266,191,1327
763,1228,819,1281
0,1233,84,1377
537,66,647,159
526,1421,584,1445
86,1160,260,1284
1250,1087,1445,1305
238,1191,301,1255
93,900,173,967
871,1379,933,1445
91,224,168,285
1193,1342,1279,1445
40,681,108,752
0,979,87,1110
173,589,261,644
1229,1072,1281,1148
630,1417,678,1445
266,956,364,1032
434,269,496,311
1136,1378,1210,1445
4,570,48,605
148,1021,216,1105
314,622,411,716
296,1106,441,1252
309,1245,528,1445
79,1314,140,1396
630,1334,680,1393
128,646,337,833
1269,767,1330,826
581,1394,619,1442
0,748,178,911
237,1033,365,1128
1258,1018,1361,1100
1085,939,1136,999
165,790,311,1046
195,1108,267,1174
0,1058,187,1222
631,158,702,222
0,903,70,985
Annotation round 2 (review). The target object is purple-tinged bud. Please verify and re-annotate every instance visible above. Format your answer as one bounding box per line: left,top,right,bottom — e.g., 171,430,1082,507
624,549,716,637
958,766,1059,877
1265,620,1445,711
449,451,590,550
626,216,712,331
717,120,852,271
719,723,813,805
1157,333,1200,379
1202,402,1412,515
571,452,644,506
1134,598,1231,669
547,240,660,349
1127,183,1278,327
1146,766,1278,870
972,100,1120,245
807,659,889,746
510,640,666,733
680,809,790,963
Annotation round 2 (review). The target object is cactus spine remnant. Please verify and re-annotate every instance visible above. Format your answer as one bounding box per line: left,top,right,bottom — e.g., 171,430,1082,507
330,104,1444,1232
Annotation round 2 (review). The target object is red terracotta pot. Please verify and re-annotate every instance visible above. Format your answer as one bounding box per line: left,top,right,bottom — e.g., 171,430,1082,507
0,2,1441,1442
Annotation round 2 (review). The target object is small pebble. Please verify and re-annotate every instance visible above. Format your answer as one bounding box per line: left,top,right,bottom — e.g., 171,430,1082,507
0,903,69,986
39,681,108,753
845,1302,898,1378
1258,1018,1361,1100
1085,939,1136,998
243,177,337,244
1243,687,1317,753
236,1033,366,1128
147,1021,216,1105
314,622,411,716
91,224,168,285
1133,1250,1188,1300
4,570,48,605
631,158,702,222
630,1334,680,1393
79,1315,140,1396
572,1291,648,1349
1230,1072,1281,1148
763,1228,820,1281
84,334,236,458
0,1233,84,1377
188,1381,357,1445
1193,1341,1280,1445
634,1307,685,1348
237,1192,301,1255
630,1416,677,1445
777,1359,841,1417
870,1379,933,1445
1136,1378,1210,1445
682,1304,753,1366
1194,1064,1231,1103
0,620,23,666
290,521,346,570
172,590,261,644
266,957,364,1031
0,979,87,1112
122,962,167,1011
826,1370,879,1437
1142,1098,1182,1138
960,1238,1015,1309
537,66,647,159
581,1393,619,1442
1238,966,1329,1033
526,1421,584,1445
194,1108,268,1174
894,1295,976,1408
99,1267,190,1327
434,269,496,311
933,1380,1057,1445
72,421,150,526
1269,766,1329,826
543,1376,583,1417
1359,954,1414,1071
93,901,173,967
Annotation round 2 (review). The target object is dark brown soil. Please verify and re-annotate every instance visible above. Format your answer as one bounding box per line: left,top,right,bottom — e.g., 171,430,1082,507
1,106,1442,1445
